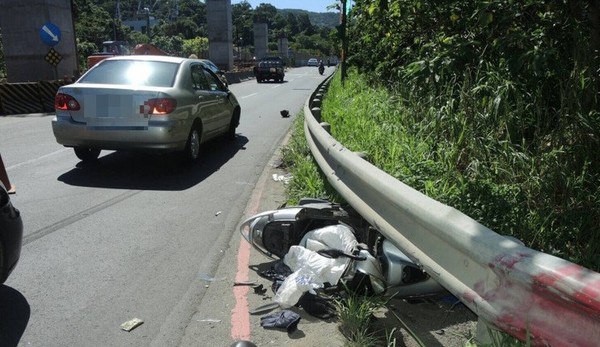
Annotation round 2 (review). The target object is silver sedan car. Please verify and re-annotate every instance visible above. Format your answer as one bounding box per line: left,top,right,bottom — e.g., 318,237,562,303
52,55,241,162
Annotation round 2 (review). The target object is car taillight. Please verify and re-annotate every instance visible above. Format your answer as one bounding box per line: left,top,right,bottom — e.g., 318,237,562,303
55,93,80,111
147,98,176,115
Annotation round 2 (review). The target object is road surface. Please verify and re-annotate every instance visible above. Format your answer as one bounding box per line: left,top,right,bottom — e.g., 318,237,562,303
0,66,333,347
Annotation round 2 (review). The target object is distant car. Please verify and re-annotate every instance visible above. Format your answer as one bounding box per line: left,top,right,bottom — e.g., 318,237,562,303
254,56,285,83
52,55,241,163
307,58,319,67
0,181,23,284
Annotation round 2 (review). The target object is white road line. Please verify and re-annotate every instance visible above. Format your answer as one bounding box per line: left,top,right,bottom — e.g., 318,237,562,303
7,148,69,170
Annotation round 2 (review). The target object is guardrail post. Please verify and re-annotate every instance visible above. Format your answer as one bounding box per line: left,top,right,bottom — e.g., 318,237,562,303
311,107,321,122
320,122,331,134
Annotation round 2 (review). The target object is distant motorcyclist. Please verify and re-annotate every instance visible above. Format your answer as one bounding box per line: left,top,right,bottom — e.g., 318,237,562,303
318,60,325,75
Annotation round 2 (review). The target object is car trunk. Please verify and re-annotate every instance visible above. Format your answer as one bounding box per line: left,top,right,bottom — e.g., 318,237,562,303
61,84,162,128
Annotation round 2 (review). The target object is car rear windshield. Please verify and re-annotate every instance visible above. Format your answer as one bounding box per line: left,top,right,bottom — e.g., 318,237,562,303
79,60,179,87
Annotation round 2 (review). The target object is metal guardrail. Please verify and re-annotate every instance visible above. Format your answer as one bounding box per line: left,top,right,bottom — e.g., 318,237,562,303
304,74,600,346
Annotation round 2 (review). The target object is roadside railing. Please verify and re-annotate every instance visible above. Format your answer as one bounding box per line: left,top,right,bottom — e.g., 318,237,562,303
304,74,600,346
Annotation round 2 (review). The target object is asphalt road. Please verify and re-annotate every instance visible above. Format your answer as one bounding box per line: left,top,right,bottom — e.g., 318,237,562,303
0,66,334,347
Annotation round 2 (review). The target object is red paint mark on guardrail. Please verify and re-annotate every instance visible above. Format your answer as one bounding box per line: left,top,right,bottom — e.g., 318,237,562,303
466,255,600,346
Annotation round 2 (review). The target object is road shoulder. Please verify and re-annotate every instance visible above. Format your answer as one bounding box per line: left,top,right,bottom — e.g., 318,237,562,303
179,134,346,347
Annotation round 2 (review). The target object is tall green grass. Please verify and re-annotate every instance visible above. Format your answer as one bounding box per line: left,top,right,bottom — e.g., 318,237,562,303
283,66,599,271
316,68,600,272
280,111,342,205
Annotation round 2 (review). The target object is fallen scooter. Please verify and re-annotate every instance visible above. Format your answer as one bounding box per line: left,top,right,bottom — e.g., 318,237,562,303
239,199,445,307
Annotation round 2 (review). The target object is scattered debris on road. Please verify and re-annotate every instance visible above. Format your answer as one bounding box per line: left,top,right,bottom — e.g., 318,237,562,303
271,173,292,184
120,317,143,332
260,310,301,332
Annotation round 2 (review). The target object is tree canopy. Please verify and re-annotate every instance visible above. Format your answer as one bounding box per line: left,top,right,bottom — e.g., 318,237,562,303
67,0,340,69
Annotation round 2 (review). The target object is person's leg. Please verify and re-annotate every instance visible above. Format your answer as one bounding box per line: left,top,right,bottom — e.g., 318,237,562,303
0,153,15,194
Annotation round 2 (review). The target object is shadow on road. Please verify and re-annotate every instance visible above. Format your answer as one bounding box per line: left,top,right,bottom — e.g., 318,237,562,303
57,135,249,191
0,285,30,347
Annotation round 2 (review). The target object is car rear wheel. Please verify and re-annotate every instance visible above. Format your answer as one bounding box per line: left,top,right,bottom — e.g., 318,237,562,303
74,147,101,162
182,125,201,162
226,111,240,141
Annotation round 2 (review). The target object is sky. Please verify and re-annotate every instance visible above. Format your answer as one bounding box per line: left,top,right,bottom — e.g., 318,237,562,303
231,0,338,13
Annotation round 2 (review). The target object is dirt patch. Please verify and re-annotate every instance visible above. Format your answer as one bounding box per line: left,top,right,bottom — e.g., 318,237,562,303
371,296,478,347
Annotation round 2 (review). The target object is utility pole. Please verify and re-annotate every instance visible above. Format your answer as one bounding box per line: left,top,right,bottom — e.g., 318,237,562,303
113,0,121,40
340,0,348,85
145,7,151,37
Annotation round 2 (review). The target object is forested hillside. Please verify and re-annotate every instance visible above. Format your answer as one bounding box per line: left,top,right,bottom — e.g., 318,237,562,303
279,9,339,28
329,0,600,270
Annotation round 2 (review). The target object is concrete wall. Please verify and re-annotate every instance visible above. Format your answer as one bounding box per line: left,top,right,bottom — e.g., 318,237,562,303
206,0,233,71
0,0,78,82
253,23,268,60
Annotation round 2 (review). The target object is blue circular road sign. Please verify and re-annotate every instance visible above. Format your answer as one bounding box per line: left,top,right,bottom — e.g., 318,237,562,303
39,22,61,46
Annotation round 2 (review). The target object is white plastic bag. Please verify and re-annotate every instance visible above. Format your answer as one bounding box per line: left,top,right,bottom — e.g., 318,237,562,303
274,224,359,307
299,224,358,254
273,270,319,308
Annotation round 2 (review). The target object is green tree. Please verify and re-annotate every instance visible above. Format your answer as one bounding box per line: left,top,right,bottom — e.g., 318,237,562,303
297,12,315,35
284,12,300,37
233,2,253,48
162,18,202,39
253,3,277,26
72,0,115,47
151,34,184,55
182,37,209,57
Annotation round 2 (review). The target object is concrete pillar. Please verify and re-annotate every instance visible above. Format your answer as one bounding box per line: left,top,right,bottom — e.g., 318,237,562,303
0,0,78,82
277,37,288,58
206,0,233,71
253,23,268,60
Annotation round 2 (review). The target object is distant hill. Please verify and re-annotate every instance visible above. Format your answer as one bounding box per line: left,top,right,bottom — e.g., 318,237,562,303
279,9,339,28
